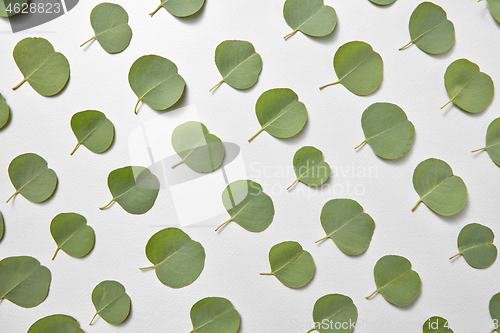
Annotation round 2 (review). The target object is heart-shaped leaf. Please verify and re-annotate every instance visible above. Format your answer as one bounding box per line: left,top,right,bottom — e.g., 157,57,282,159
216,180,274,232
210,40,262,92
0,212,4,242
308,294,358,333
171,121,225,172
70,110,115,155
320,41,383,96
366,255,421,307
140,227,205,288
288,146,330,190
261,241,315,288
316,199,375,255
100,166,159,215
423,317,453,333
356,102,415,159
150,0,205,17
0,93,10,130
412,158,467,216
283,0,337,39
50,212,95,260
441,58,494,113
129,55,185,114
189,297,240,333
6,153,58,203
486,0,500,23
450,223,497,269
0,256,51,308
473,117,500,166
90,280,130,325
249,88,308,142
400,2,455,54
28,314,84,333
81,3,132,53
490,293,500,332
370,0,396,5
0,0,29,17
12,37,70,96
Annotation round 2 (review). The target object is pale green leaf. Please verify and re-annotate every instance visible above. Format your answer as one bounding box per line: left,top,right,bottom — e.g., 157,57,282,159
28,314,84,333
473,117,500,166
150,0,205,17
370,0,396,5
288,146,330,190
0,211,3,242
490,292,500,331
70,110,114,155
90,280,130,325
310,294,357,333
423,316,454,333
450,223,497,269
0,93,10,130
283,0,337,39
487,0,500,23
189,297,240,333
50,213,95,260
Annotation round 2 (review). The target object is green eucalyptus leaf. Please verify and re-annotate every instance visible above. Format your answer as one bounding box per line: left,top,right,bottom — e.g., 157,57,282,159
211,40,262,92
0,256,51,308
450,223,497,269
0,93,10,130
261,241,315,288
486,0,500,23
12,37,70,96
150,0,205,17
320,41,383,96
0,212,3,242
412,158,467,216
171,121,224,172
288,146,330,190
283,0,337,39
357,102,415,159
400,2,455,54
441,58,494,113
249,88,307,142
81,3,132,53
216,180,274,232
189,297,240,333
50,213,95,260
70,110,114,155
370,0,396,5
6,153,58,203
140,227,205,288
90,280,130,325
309,294,358,333
316,199,375,256
129,55,185,114
473,117,500,166
366,255,421,307
28,314,84,333
490,292,500,331
423,316,453,333
0,0,29,17
100,166,159,215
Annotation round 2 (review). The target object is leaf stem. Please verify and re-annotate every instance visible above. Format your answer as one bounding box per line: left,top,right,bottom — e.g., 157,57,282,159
319,81,340,89
449,253,462,260
171,159,184,168
12,78,26,90
215,219,232,232
52,248,60,260
89,313,98,325
99,199,115,210
411,200,422,212
260,272,273,275
287,179,299,191
441,100,453,109
80,36,96,47
399,41,413,50
209,80,224,92
284,30,298,39
366,290,378,299
70,142,81,155
355,140,367,150
472,147,486,153
149,3,163,16
134,99,141,114
6,191,18,203
139,265,155,270
248,128,264,142
315,236,329,244
306,329,316,333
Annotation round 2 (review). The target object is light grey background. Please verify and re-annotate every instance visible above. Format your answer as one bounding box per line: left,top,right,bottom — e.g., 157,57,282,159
0,0,499,332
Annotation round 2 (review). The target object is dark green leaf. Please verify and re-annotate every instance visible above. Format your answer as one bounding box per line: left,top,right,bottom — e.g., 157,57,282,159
309,294,357,333
0,93,10,130
150,0,205,17
50,213,95,260
28,314,84,333
473,117,500,166
288,146,330,190
90,280,130,325
423,316,453,333
283,0,337,39
70,110,114,155
450,223,497,269
189,297,240,333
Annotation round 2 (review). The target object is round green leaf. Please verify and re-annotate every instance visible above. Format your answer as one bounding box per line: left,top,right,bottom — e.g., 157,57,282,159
90,280,130,325
129,55,185,114
283,0,337,39
367,255,421,307
28,314,84,333
442,58,494,113
490,293,500,331
140,228,205,288
50,213,95,260
7,153,58,204
81,3,132,53
0,0,29,17
12,37,70,96
316,199,375,255
450,223,497,269
423,317,454,333
370,0,396,5
100,166,160,215
190,297,240,333
400,2,455,54
261,241,315,288
216,180,274,232
171,121,225,173
150,0,205,17
0,211,3,242
249,88,308,142
288,146,330,190
412,158,467,216
70,110,115,155
473,117,500,166
310,294,358,333
358,102,415,159
0,93,10,130
487,0,500,23
320,41,383,96
0,256,51,308
210,40,262,92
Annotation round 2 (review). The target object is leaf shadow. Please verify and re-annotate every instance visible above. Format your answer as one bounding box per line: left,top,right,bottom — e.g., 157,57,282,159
80,38,96,51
